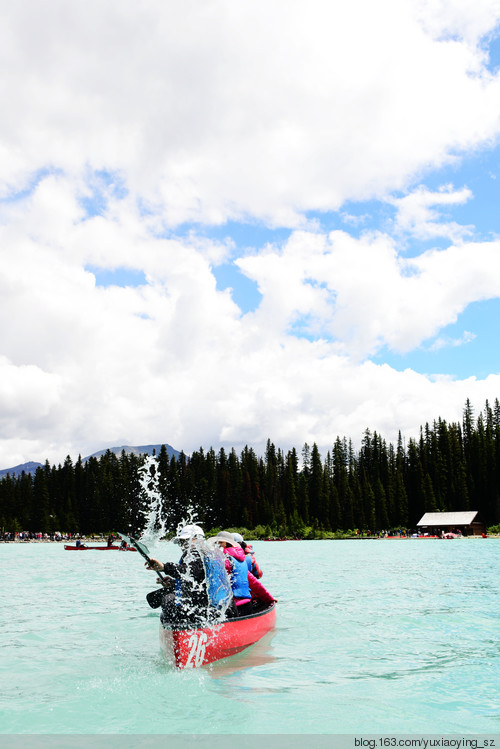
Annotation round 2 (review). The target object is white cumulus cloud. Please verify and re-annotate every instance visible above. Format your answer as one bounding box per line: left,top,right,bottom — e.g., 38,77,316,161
1,0,500,467
390,185,474,240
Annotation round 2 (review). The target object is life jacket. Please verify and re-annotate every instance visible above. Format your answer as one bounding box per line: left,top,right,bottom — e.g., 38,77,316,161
203,555,232,610
224,546,251,599
173,549,231,611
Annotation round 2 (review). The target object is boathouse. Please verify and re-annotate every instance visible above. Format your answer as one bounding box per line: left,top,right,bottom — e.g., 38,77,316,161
416,511,485,536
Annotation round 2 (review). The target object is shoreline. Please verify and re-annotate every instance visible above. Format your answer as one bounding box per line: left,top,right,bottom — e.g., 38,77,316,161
2,534,498,543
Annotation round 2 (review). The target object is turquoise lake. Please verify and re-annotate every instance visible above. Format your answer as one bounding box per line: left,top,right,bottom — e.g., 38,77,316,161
1,538,499,734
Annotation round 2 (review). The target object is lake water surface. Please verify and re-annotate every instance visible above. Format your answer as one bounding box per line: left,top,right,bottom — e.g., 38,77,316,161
1,538,499,734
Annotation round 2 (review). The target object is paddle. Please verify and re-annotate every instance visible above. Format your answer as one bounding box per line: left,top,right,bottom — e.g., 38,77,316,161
118,532,173,609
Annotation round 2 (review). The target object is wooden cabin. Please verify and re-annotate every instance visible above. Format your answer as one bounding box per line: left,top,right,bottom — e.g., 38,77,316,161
417,511,485,536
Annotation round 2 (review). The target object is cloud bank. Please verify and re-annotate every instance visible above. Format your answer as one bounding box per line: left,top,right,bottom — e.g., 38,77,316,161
1,0,500,466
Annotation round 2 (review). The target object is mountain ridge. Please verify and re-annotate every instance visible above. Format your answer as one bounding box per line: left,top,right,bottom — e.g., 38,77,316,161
0,443,181,477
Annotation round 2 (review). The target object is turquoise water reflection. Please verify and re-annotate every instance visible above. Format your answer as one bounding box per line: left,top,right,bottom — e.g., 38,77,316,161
1,539,499,733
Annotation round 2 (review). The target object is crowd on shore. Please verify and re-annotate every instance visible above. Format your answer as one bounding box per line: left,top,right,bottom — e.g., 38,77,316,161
1,531,107,543
2,528,496,542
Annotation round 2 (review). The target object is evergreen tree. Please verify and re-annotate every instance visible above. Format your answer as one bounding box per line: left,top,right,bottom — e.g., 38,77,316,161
32,463,52,531
309,443,327,525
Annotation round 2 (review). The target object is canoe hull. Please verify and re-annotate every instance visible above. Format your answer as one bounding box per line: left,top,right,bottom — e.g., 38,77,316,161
159,603,277,668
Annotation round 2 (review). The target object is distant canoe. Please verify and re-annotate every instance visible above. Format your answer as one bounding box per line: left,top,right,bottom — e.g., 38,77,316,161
64,544,137,551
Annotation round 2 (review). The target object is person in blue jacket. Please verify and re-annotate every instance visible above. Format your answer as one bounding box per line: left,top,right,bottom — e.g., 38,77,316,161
146,524,232,625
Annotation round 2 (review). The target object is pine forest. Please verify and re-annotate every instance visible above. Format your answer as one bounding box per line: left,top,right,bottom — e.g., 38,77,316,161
1,399,500,537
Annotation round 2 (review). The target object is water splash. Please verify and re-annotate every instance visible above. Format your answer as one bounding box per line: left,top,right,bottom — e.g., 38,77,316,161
138,455,165,545
175,511,231,619
163,536,232,626
137,455,232,626
138,456,199,544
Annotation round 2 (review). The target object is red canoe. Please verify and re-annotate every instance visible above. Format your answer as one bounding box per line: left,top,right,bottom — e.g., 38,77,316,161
64,544,137,551
159,602,277,668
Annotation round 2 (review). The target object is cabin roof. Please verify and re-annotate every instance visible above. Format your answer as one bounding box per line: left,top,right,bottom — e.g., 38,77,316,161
417,511,480,526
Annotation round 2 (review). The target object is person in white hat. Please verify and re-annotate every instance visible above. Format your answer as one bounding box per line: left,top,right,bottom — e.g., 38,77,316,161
145,524,205,576
175,524,205,543
145,524,231,624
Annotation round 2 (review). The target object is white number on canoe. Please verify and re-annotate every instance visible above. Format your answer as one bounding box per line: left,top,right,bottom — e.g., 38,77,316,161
186,632,208,668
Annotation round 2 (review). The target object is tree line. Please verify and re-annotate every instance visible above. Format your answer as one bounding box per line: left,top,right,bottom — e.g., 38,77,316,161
1,398,499,536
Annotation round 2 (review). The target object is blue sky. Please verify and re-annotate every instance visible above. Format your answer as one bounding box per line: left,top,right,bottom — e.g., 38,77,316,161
90,133,500,379
91,139,500,379
2,0,500,468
